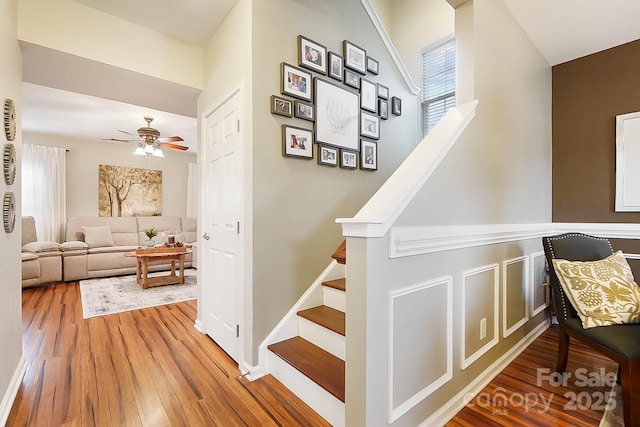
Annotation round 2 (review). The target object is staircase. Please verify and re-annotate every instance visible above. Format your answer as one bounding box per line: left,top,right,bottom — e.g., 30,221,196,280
267,242,347,427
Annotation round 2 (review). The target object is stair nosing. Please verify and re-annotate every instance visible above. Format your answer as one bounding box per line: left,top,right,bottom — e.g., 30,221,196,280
297,305,345,336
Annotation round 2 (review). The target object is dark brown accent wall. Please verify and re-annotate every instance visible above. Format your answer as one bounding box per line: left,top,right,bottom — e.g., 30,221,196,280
552,39,640,223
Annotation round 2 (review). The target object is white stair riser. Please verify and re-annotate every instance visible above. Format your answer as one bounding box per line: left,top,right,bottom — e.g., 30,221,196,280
298,317,345,360
269,352,345,427
323,286,346,312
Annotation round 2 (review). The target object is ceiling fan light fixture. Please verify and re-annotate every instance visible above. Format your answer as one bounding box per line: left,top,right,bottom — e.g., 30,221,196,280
152,148,164,158
134,145,146,156
144,143,155,154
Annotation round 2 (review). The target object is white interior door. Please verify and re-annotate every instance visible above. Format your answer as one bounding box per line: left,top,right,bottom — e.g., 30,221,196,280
202,91,242,361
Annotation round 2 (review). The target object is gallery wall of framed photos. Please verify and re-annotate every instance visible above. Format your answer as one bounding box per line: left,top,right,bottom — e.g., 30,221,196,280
271,34,402,172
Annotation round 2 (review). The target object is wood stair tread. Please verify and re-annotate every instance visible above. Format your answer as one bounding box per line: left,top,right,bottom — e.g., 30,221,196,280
268,337,345,402
331,240,346,264
322,278,346,292
298,305,345,336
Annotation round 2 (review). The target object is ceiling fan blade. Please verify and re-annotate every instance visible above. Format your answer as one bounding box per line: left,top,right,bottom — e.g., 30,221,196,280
160,142,189,151
101,138,136,142
117,129,136,136
159,136,184,142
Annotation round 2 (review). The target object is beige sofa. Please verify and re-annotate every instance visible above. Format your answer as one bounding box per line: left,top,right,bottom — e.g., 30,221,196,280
21,216,63,287
62,216,196,281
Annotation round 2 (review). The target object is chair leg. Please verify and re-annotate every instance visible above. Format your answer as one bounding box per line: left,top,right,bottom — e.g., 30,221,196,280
556,327,569,373
620,360,640,427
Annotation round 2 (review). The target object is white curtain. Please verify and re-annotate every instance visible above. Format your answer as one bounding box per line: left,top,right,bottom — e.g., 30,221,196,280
186,162,198,218
22,144,67,242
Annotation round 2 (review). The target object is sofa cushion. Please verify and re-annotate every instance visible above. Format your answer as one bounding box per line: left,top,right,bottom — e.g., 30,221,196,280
66,217,138,246
22,252,38,262
553,251,640,329
82,226,115,248
23,241,60,253
60,241,89,251
22,216,38,245
88,245,138,254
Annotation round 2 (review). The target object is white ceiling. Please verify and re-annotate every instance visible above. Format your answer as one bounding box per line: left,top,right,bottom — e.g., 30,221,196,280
502,0,640,66
20,0,640,154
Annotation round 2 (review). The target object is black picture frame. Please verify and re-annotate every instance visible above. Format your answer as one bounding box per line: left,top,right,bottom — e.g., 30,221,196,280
377,84,389,100
282,125,314,159
366,56,379,75
298,35,327,74
360,78,378,113
344,69,360,89
328,51,343,81
392,96,402,116
318,145,338,167
294,100,314,122
379,99,388,120
340,150,358,169
360,111,380,140
270,95,293,117
343,40,367,75
360,140,377,171
281,62,313,101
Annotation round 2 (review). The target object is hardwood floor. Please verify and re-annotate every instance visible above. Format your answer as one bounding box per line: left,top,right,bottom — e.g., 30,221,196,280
447,326,618,427
8,280,619,427
8,280,330,427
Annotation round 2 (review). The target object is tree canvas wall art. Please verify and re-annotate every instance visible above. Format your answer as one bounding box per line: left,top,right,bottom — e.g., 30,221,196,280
98,164,162,217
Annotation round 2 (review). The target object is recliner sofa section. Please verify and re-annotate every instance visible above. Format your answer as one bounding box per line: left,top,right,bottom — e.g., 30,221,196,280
21,216,63,287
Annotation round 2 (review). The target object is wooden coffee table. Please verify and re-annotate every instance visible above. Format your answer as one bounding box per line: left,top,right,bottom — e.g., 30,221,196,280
125,248,191,289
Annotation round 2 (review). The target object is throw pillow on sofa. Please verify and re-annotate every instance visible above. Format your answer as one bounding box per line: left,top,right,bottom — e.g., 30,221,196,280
82,226,115,248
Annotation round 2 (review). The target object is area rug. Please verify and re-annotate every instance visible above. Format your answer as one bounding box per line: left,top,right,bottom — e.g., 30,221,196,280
80,269,197,319
600,383,623,427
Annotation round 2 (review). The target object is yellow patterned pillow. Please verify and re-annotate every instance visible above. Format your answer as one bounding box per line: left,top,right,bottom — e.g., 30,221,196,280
552,251,640,328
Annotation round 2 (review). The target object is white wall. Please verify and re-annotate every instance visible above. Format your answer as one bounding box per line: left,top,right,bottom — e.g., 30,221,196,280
0,0,25,422
23,133,196,218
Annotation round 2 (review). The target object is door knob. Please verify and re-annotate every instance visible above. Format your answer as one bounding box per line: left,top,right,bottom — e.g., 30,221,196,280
202,232,210,240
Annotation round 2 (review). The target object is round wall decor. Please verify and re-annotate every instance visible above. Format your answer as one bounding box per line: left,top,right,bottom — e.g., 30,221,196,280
3,192,15,233
3,99,15,141
3,143,16,185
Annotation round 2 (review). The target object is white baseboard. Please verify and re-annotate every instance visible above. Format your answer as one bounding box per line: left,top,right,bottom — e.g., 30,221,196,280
419,320,549,426
194,319,204,333
0,356,28,426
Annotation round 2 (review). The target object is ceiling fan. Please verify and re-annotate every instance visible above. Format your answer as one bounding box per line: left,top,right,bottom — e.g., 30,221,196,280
102,116,189,157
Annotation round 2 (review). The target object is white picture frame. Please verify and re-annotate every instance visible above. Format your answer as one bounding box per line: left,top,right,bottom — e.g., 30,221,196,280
314,78,360,150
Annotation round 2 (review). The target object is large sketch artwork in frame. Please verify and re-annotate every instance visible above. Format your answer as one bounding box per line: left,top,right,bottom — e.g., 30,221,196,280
314,78,360,151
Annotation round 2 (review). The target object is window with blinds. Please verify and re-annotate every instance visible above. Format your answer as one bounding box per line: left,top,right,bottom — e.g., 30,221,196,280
421,38,456,136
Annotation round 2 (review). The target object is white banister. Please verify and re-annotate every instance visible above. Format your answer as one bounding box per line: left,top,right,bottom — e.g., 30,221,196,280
336,100,478,238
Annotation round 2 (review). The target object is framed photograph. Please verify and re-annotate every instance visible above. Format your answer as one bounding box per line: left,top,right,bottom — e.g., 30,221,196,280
366,57,379,75
360,111,380,140
377,84,389,100
270,95,293,117
379,99,388,120
344,70,360,89
328,51,343,81
360,140,377,171
282,125,313,159
294,100,314,121
343,40,367,74
314,78,360,150
281,62,313,101
298,35,327,74
340,150,358,169
392,96,402,116
360,79,378,113
318,145,338,167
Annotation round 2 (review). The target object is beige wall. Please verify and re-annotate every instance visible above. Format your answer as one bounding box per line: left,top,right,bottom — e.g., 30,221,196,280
18,0,202,89
23,133,196,218
389,0,455,86
397,0,552,226
0,0,24,419
249,0,419,362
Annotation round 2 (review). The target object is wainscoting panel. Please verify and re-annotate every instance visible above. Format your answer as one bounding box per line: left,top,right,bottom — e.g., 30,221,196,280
387,277,453,423
530,251,549,316
502,256,529,338
461,264,499,370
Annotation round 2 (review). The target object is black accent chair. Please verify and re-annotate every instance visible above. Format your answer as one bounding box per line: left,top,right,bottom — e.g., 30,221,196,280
543,233,640,427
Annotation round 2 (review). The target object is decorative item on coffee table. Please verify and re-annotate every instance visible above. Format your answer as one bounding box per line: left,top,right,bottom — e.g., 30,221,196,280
144,227,158,248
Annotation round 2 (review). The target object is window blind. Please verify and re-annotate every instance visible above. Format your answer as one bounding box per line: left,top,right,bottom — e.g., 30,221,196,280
421,38,456,136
